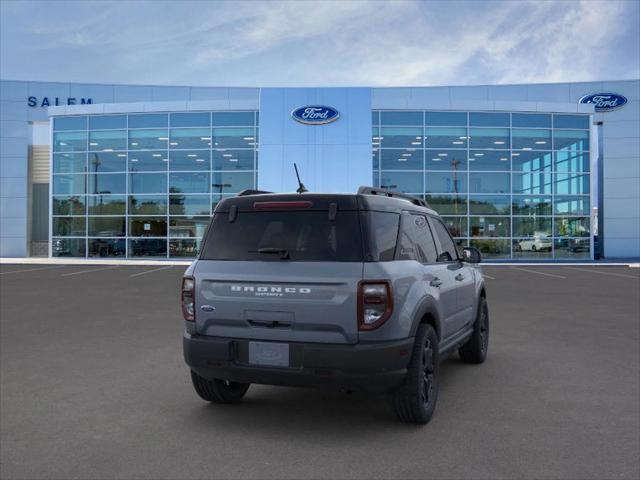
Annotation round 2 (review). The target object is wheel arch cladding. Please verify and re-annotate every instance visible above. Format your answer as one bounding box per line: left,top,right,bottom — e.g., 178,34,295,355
410,298,442,340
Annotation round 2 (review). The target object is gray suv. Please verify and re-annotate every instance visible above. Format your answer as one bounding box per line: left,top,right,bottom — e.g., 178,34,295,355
182,187,488,424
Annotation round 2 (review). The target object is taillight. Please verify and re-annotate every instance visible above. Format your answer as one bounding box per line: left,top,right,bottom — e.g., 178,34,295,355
358,281,393,331
181,276,195,321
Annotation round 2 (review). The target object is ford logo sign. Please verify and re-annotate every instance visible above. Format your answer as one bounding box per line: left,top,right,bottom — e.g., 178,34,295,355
579,93,628,112
291,105,340,125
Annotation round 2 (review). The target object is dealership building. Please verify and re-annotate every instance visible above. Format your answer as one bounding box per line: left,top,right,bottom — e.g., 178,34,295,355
0,79,638,261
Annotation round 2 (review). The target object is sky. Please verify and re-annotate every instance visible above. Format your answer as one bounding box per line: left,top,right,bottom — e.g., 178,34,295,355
1,0,639,87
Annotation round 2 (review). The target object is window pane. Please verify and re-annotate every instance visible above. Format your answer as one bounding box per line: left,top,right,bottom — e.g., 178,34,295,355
53,174,86,195
554,238,590,258
54,116,86,131
425,172,467,194
469,195,510,215
129,173,167,194
53,217,85,236
87,173,126,194
380,127,423,148
89,115,126,130
88,238,126,257
469,128,510,149
212,127,255,148
52,238,85,257
381,171,424,193
471,238,510,258
372,111,380,125
555,217,590,237
425,150,466,171
88,152,126,173
425,195,467,215
512,113,551,128
364,211,399,261
555,173,589,195
212,172,254,194
469,172,510,193
555,151,589,173
429,218,459,262
554,130,589,151
88,130,126,151
88,216,126,237
212,112,254,126
169,150,210,171
554,114,589,129
512,172,553,194
129,129,168,150
468,151,510,171
128,151,168,171
513,238,552,257
212,149,254,170
170,112,210,127
381,149,423,170
469,112,509,127
512,129,551,150
372,149,379,171
88,195,126,215
170,195,210,215
53,195,85,215
53,132,87,152
555,196,590,215
129,239,167,257
512,196,552,216
425,127,467,148
511,151,552,173
425,111,466,126
441,216,467,237
129,217,167,237
128,114,167,128
53,153,86,173
170,172,210,194
170,239,201,257
380,111,422,125
169,128,211,149
169,216,210,237
469,217,509,237
129,195,167,215
513,217,552,237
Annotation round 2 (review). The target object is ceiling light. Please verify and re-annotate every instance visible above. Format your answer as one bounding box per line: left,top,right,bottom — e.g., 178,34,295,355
474,153,484,157
223,154,232,157
89,142,98,146
500,157,508,161
243,137,254,141
522,147,532,150
103,149,113,152
372,136,381,140
170,142,178,146
438,153,448,156
158,137,169,141
117,154,126,157
411,141,421,145
152,153,162,157
59,142,68,146
196,159,205,162
162,158,168,162
459,136,469,140
494,141,505,145
229,159,238,162
397,158,407,162
401,153,412,157
200,137,212,141
512,153,520,156
452,141,464,145
188,154,197,157
131,142,138,146
415,136,422,139
535,141,547,144
468,158,475,162
130,159,138,162
431,158,442,162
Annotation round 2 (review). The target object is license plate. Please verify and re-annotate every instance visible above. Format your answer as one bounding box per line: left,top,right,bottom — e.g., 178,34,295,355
248,341,290,367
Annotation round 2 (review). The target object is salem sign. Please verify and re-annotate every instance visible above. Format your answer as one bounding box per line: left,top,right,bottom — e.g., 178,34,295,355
27,96,93,108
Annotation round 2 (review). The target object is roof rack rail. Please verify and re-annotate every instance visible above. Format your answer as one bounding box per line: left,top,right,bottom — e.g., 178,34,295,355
357,186,431,209
236,189,273,196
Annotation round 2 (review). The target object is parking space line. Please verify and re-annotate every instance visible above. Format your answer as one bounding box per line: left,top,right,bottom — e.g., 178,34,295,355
61,266,120,277
0,265,64,275
509,266,566,279
482,273,496,280
130,266,174,277
563,266,640,279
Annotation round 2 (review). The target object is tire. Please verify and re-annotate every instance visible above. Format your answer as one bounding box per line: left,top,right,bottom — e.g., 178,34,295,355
459,297,489,364
531,244,537,252
393,324,439,424
190,370,250,404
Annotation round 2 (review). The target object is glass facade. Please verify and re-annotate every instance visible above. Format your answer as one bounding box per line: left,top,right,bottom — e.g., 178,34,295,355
51,111,258,258
373,111,592,259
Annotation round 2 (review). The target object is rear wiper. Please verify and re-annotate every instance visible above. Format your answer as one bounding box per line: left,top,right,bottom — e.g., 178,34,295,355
249,247,291,260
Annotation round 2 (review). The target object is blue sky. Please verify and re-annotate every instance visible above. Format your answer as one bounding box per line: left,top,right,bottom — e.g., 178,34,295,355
1,0,638,87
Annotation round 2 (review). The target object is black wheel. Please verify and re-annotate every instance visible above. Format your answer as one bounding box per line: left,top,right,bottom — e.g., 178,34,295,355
531,244,537,252
190,370,250,404
459,297,489,364
393,324,439,424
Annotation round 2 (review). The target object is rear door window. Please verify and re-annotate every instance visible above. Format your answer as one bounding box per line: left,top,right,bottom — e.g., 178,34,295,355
411,215,438,263
429,217,459,262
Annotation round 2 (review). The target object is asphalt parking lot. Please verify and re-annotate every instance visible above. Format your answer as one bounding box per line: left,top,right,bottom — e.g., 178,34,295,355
1,264,639,480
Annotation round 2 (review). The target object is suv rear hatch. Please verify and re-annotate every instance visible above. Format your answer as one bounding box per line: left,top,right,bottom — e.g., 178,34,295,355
193,196,363,344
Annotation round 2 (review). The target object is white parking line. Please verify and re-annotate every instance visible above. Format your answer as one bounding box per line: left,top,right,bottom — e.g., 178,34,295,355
0,265,63,275
61,266,120,277
563,266,640,279
130,266,174,277
482,273,496,280
509,266,566,279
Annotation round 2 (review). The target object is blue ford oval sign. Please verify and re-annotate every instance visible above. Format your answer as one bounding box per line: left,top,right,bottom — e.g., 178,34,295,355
291,105,340,125
579,93,627,112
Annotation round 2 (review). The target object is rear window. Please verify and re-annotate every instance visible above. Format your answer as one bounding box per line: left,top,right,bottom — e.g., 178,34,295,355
200,211,363,262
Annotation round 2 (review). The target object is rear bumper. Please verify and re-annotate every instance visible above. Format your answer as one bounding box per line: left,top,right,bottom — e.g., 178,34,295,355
183,332,414,392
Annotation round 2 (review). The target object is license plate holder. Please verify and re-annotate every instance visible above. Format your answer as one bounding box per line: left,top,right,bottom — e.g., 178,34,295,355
248,341,290,367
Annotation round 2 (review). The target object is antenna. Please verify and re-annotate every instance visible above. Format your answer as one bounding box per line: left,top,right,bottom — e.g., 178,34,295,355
294,163,308,193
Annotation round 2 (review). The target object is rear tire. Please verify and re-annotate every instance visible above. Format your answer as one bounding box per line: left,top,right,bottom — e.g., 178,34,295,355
190,370,250,404
459,297,489,364
393,324,439,424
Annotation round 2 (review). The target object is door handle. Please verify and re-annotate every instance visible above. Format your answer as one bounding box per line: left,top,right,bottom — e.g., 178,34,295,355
455,273,465,281
430,278,443,287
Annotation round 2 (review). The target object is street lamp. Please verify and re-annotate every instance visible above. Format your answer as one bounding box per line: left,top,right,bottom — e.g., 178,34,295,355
212,183,232,197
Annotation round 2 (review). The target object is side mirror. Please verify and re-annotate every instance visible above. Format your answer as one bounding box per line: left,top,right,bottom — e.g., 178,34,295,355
462,247,482,264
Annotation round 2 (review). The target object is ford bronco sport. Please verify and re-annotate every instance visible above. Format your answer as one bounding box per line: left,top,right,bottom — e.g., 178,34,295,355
182,187,488,424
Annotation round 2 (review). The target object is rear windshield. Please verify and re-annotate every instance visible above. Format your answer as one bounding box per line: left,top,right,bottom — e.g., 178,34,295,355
200,211,363,261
